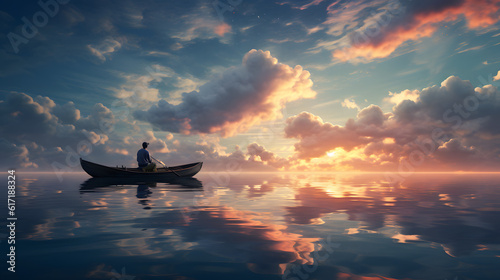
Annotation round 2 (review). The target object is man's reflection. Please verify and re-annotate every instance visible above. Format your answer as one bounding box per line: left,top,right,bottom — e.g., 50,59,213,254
136,183,156,209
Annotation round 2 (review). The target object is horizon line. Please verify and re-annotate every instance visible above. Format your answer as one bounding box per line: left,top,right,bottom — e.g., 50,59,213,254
4,171,500,174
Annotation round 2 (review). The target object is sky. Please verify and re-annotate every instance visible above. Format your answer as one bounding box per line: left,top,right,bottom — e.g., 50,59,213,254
1,0,500,173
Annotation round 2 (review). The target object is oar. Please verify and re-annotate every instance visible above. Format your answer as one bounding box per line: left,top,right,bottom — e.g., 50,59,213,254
151,156,180,177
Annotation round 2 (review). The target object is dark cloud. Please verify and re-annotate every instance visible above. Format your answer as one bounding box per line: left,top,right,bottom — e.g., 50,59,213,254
52,101,80,124
0,92,113,169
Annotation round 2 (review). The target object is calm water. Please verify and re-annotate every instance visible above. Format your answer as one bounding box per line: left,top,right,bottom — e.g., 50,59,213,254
2,172,500,280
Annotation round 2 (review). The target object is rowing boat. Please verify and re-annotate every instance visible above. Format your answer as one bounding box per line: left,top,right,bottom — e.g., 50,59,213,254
80,158,203,179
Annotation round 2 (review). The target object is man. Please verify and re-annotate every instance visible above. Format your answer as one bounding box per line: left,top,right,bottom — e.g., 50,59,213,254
137,142,157,172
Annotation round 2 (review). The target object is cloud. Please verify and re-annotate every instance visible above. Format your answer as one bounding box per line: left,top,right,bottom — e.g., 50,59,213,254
170,3,232,43
53,101,81,124
135,49,316,137
341,98,360,110
0,138,34,168
111,64,205,120
152,137,290,172
76,103,115,132
456,44,485,54
285,75,500,171
494,70,500,81
173,20,231,42
0,92,114,169
285,106,388,159
286,0,328,10
213,22,231,36
87,38,123,62
316,0,500,63
114,66,173,105
384,89,420,104
247,143,289,169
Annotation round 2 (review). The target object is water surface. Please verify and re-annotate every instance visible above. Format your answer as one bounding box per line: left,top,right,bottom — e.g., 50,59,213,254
2,172,500,280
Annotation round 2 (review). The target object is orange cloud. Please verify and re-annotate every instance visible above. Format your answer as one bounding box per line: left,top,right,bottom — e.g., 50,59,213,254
214,22,231,36
332,0,500,62
494,70,500,81
333,22,437,62
285,106,389,159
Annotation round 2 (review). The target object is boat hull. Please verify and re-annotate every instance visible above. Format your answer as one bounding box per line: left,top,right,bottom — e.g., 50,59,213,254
80,158,202,179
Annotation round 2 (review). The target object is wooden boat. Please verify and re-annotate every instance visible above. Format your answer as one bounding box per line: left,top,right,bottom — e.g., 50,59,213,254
80,158,203,179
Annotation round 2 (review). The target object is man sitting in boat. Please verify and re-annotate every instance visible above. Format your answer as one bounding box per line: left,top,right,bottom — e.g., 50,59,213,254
137,142,157,172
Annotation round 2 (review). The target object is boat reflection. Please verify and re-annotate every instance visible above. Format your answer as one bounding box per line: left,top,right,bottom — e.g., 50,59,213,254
79,176,203,190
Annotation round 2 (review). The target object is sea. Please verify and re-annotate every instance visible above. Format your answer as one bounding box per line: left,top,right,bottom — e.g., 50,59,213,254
2,172,500,280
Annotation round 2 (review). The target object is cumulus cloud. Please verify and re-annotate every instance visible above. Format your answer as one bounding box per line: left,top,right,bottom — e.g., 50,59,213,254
135,49,316,137
76,103,115,132
0,138,34,168
314,0,500,63
285,106,388,159
53,101,81,124
285,75,500,171
247,143,289,169
0,92,114,169
111,64,205,120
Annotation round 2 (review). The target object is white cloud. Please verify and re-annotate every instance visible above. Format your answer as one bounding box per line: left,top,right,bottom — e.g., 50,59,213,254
341,98,360,110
